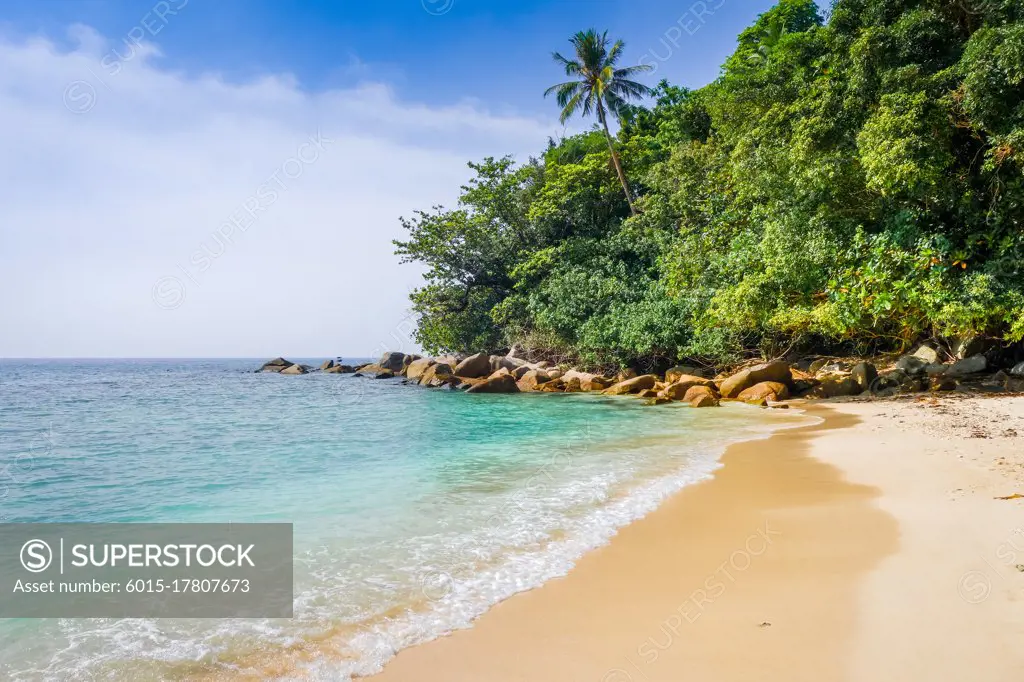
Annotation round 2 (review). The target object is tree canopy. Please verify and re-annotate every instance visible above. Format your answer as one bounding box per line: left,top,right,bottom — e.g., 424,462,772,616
395,0,1024,369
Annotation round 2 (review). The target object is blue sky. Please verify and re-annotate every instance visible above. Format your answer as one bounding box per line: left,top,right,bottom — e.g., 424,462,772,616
3,0,779,113
0,0,789,357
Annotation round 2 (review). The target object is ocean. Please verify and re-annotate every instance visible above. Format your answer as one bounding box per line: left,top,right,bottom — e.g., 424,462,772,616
0,359,800,680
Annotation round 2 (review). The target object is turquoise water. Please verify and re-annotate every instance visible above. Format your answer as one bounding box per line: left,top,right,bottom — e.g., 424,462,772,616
0,359,800,680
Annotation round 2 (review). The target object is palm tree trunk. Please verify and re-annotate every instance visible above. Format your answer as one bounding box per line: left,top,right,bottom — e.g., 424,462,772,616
597,101,637,216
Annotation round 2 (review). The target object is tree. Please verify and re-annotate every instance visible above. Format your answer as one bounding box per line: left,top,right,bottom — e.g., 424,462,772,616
544,29,654,215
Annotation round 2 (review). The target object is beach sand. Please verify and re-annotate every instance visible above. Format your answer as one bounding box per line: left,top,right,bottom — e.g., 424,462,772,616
367,396,1024,681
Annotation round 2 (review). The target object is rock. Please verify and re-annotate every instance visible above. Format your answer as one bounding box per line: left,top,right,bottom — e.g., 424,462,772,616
279,364,307,375
260,357,293,372
582,377,612,391
512,365,532,380
719,361,792,399
946,355,987,377
546,370,564,381
402,354,423,370
324,364,356,374
665,366,707,383
952,335,989,360
537,379,565,392
647,397,672,406
378,352,406,372
1011,361,1024,378
925,364,949,376
912,345,940,364
466,373,520,394
603,375,658,396
895,355,929,376
737,381,789,403
320,360,335,370
436,354,462,368
489,355,519,373
930,377,958,392
517,369,551,392
454,353,492,379
659,375,717,400
850,362,878,393
536,361,551,369
637,389,660,399
563,377,583,393
507,344,526,360
808,358,829,375
686,385,720,407
405,358,437,382
420,363,455,387
805,375,860,398
615,368,638,383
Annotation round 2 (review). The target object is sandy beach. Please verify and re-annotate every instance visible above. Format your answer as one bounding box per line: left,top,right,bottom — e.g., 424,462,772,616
368,396,1024,681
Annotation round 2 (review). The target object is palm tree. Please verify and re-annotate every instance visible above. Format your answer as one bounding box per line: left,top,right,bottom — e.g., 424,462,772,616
544,30,654,215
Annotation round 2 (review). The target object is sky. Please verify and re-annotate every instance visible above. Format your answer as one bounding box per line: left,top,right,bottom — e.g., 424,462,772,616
0,0,782,358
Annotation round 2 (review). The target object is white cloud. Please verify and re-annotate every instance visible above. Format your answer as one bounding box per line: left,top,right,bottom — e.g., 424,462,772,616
0,26,561,358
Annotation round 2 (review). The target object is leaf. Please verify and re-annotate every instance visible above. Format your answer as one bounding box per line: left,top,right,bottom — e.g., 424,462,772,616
995,494,1024,501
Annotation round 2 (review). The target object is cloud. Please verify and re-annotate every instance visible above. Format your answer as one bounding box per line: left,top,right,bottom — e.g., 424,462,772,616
0,26,560,358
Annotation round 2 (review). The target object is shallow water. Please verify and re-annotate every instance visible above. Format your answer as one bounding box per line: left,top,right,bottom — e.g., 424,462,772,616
0,359,801,680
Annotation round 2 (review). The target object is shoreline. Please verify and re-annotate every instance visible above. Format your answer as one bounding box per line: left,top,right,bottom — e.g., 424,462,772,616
366,397,1024,681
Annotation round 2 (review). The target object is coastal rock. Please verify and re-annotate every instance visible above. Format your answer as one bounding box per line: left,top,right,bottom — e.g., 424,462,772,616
637,389,660,399
646,397,672,406
719,361,792,399
260,357,293,373
405,358,437,382
804,375,860,398
320,360,335,370
324,364,356,374
546,370,564,381
808,358,829,375
466,373,520,394
925,363,949,376
737,381,789,403
420,363,455,387
895,355,929,376
659,375,717,400
436,354,462,368
930,377,958,392
378,352,406,372
1010,361,1024,378
665,366,707,382
850,362,878,393
952,335,989,360
517,369,551,392
947,355,987,377
540,378,567,392
563,377,583,393
615,368,638,383
355,364,394,378
685,385,720,407
279,364,307,375
489,355,520,373
912,345,940,364
603,375,658,396
455,353,493,379
512,365,532,380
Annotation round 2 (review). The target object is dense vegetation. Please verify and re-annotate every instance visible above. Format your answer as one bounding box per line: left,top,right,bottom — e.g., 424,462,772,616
395,0,1024,370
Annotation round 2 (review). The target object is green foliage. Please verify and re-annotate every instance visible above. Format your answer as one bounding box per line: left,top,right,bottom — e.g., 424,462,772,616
396,1,1024,366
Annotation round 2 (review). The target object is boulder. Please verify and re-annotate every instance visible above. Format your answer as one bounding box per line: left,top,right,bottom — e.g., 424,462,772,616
320,360,335,370
546,369,564,381
808,358,829,375
850,362,878,393
603,375,658,396
946,355,987,377
489,355,519,373
637,389,660,399
952,335,989,360
615,368,638,383
1009,361,1024,378
378,352,406,372
517,369,551,392
405,357,437,382
454,353,493,378
279,364,307,375
420,363,455,387
563,377,583,393
540,378,568,392
260,357,293,373
402,354,423,369
665,366,707,383
925,364,949,376
930,377,958,392
659,375,717,400
685,385,720,407
895,355,929,376
646,397,673,406
719,361,792,399
912,345,940,364
512,365,532,380
324,364,356,374
582,376,612,391
507,344,526,360
436,354,462,368
466,373,520,394
805,375,860,398
737,381,789,403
